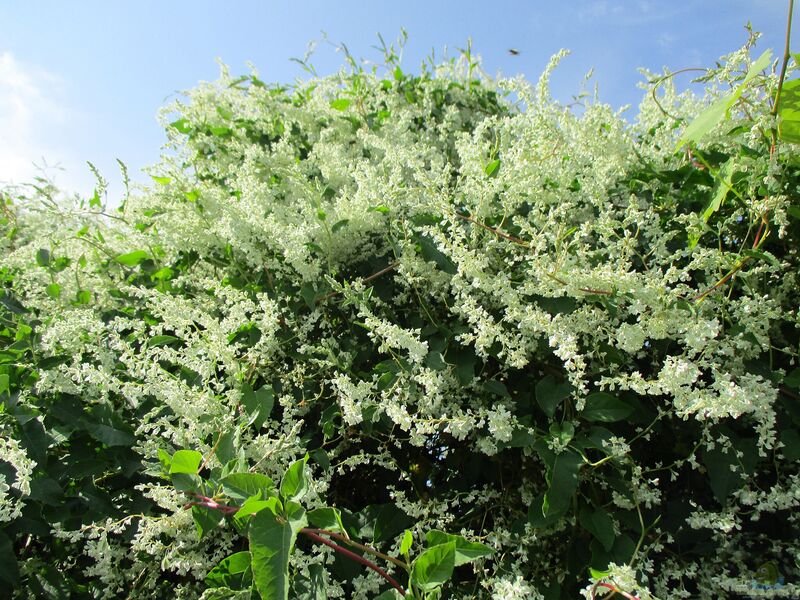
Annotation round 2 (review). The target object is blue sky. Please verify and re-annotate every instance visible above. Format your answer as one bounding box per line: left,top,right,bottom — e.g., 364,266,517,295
0,1,791,203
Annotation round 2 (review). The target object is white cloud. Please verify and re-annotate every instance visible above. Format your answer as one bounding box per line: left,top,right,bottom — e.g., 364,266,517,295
0,51,91,194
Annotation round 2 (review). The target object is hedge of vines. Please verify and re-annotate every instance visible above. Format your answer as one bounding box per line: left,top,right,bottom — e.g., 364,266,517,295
1,32,800,599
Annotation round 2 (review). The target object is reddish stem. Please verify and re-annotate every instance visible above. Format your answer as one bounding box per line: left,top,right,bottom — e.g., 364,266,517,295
304,528,407,571
591,581,640,600
185,495,239,515
184,494,407,596
752,211,769,249
300,529,406,596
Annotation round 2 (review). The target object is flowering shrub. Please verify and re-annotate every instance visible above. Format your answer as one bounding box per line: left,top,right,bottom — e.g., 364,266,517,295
1,31,800,599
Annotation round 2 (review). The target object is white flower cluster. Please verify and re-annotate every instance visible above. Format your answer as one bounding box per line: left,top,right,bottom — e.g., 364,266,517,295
1,36,798,599
489,574,544,600
0,437,36,523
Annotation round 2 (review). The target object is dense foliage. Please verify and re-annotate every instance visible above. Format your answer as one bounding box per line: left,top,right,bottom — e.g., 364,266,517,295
1,32,800,599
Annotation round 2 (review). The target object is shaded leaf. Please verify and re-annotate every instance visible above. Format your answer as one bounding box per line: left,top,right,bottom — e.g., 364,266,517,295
542,450,582,518
307,507,346,534
206,551,252,589
36,248,50,267
241,383,274,429
581,393,633,422
193,504,225,540
579,507,615,552
221,472,275,502
0,530,19,586
536,375,572,418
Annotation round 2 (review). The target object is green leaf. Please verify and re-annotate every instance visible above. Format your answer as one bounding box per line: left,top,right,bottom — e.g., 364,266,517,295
536,375,572,418
221,473,275,502
542,450,582,518
115,250,150,266
152,267,174,281
210,126,232,137
307,507,347,534
330,98,352,111
158,448,172,473
170,119,192,134
741,249,781,268
702,159,734,223
75,290,92,305
241,383,274,429
678,50,771,150
589,567,612,580
192,504,225,540
425,530,493,565
89,188,102,209
374,590,404,600
170,449,203,474
548,422,575,447
286,501,308,539
331,219,349,233
581,393,633,422
778,79,800,142
148,335,182,348
279,454,309,502
249,510,295,600
151,175,172,186
743,50,773,85
235,496,282,520
205,551,252,589
484,158,501,177
36,248,51,267
51,256,71,272
676,94,731,150
399,529,413,555
579,507,615,552
45,283,61,299
411,541,457,591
